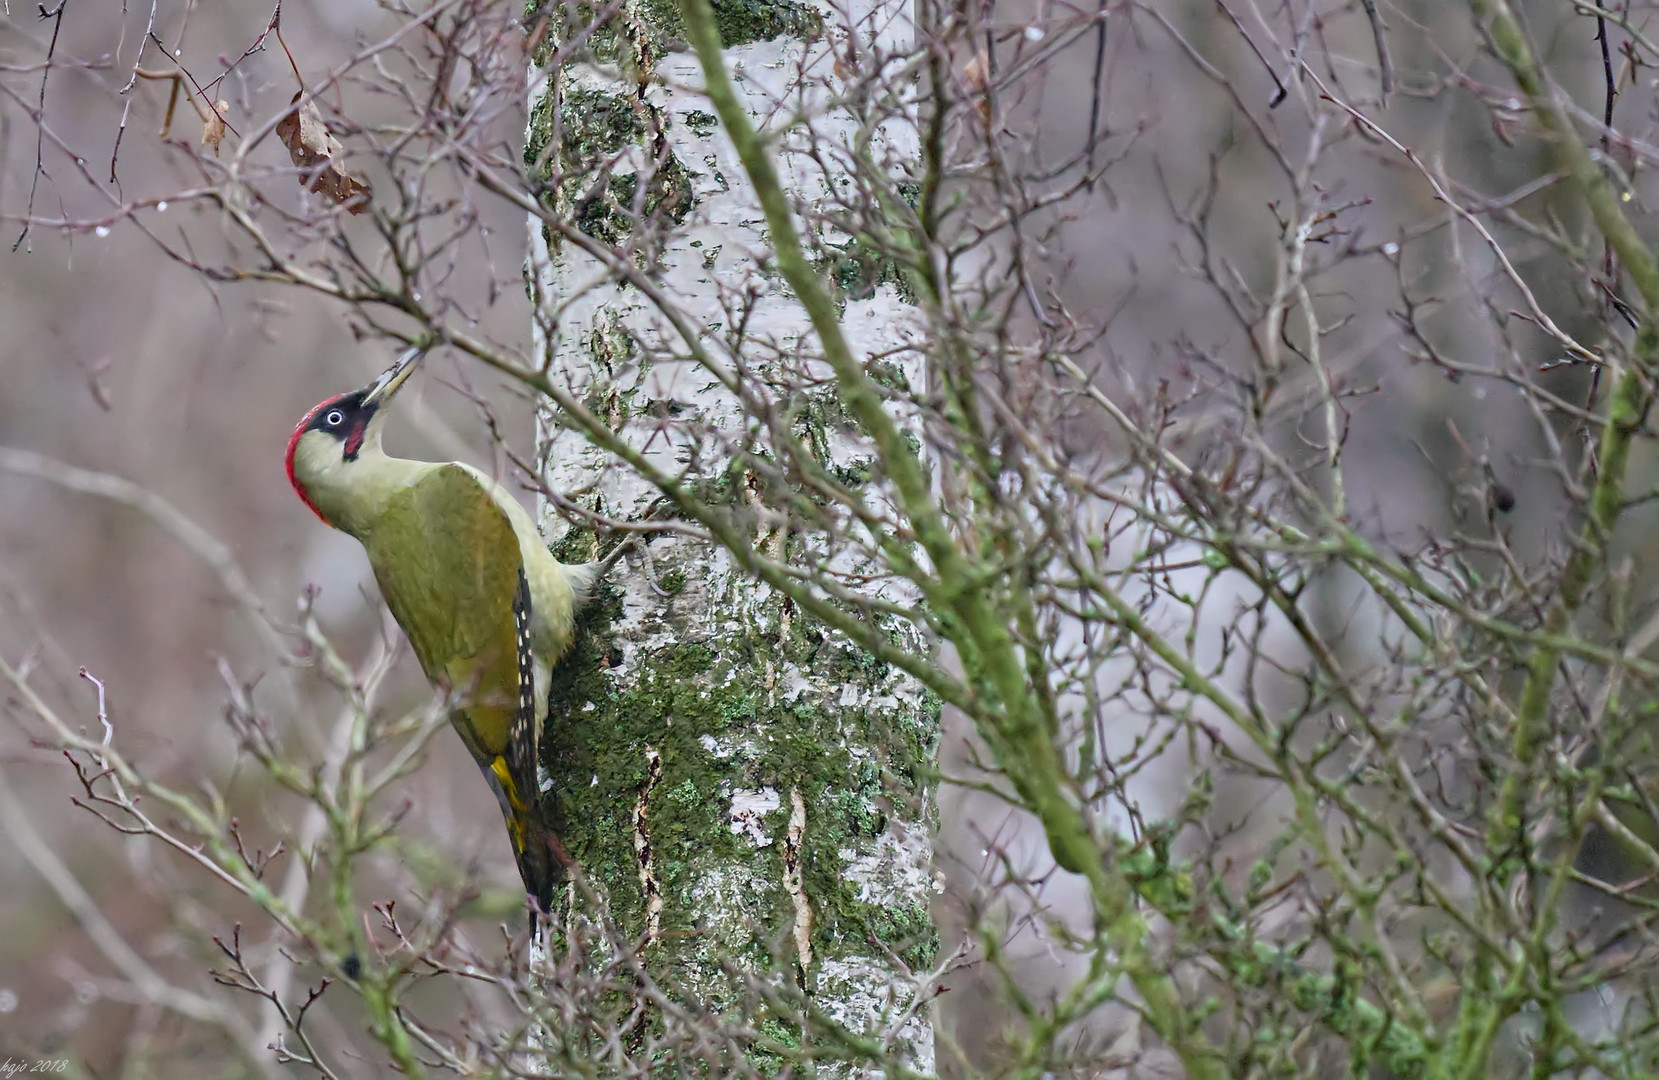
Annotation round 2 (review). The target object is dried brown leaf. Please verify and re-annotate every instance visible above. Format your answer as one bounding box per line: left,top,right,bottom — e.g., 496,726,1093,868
275,92,370,214
201,100,229,156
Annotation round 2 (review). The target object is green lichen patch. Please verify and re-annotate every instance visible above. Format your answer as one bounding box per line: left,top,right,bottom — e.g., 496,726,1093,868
524,86,559,181
865,356,913,394
540,0,820,63
639,0,822,49
546,2,630,68
790,386,858,463
813,236,921,309
548,524,603,566
525,82,696,250
591,315,636,364
750,1014,804,1075
573,156,697,246
682,110,719,138
830,458,874,489
848,895,935,971
562,85,645,158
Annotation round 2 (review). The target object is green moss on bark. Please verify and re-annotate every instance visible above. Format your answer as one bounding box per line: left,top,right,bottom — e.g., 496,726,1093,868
683,110,719,137
525,85,694,252
540,580,941,994
534,0,818,69
640,0,821,48
525,0,824,254
815,237,921,309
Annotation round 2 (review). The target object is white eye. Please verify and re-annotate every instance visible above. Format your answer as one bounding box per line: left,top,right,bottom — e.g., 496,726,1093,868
326,410,345,426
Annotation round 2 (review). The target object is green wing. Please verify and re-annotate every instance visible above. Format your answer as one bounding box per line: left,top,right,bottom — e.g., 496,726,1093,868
365,464,558,908
365,464,528,761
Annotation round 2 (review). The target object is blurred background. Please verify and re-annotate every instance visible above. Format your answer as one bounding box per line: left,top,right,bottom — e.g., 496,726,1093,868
0,3,555,1071
0,0,1637,1075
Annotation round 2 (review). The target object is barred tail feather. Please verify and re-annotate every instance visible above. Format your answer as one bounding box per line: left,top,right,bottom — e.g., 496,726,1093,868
481,760,563,925
515,808,562,919
504,565,561,923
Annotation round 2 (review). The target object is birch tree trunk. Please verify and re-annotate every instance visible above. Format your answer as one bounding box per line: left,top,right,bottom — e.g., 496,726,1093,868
525,0,938,1071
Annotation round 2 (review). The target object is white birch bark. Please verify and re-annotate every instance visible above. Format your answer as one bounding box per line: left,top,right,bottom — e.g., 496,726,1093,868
526,0,937,1072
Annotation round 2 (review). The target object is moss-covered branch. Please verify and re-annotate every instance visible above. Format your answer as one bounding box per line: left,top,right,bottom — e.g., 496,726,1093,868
664,2,1230,1075
1449,2,1659,1074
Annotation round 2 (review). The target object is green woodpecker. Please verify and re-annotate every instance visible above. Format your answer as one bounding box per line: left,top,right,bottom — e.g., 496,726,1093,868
285,347,595,914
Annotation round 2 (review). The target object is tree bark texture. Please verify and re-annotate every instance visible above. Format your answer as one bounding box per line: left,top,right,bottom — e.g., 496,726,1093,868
526,0,938,1070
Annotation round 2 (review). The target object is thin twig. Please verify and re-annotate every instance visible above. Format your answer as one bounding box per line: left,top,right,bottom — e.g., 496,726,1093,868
1212,0,1285,106
1359,0,1393,97
200,2,282,98
14,0,68,252
0,759,278,1078
1085,3,1107,175
0,446,292,660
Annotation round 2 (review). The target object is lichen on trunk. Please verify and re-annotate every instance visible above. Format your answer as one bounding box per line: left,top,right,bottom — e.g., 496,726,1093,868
524,0,938,1071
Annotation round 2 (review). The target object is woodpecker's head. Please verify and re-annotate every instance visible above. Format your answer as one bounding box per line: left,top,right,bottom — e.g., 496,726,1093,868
286,347,425,529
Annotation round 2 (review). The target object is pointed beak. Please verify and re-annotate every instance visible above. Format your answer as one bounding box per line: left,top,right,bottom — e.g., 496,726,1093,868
361,347,425,409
